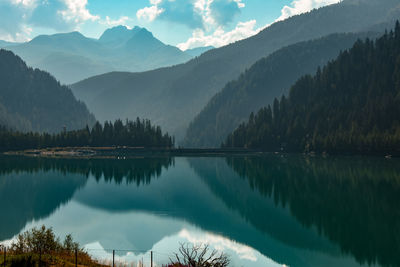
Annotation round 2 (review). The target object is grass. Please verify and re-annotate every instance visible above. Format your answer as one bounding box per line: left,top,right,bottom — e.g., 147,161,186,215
0,251,107,267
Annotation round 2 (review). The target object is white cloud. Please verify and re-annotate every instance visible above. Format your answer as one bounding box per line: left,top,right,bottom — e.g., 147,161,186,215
178,0,342,50
0,1,32,41
0,23,32,42
136,5,164,22
137,0,245,29
9,0,37,8
58,0,99,25
178,229,258,261
276,0,341,22
178,19,259,50
0,0,102,41
100,16,132,27
233,0,244,8
137,0,247,50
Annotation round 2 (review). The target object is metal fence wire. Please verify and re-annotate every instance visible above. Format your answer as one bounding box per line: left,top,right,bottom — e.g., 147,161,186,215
0,247,177,267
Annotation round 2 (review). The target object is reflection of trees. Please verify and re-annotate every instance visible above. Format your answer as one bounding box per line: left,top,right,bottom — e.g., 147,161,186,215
0,156,174,241
0,156,174,186
0,168,86,241
188,157,336,265
227,155,400,267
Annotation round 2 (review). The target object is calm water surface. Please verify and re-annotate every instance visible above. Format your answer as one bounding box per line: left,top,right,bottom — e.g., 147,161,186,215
0,155,399,267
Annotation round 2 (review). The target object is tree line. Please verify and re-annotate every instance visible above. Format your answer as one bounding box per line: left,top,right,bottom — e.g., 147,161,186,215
0,118,174,151
223,21,400,155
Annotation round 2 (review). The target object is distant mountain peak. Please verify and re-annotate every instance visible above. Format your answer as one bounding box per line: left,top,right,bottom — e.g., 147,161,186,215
98,25,143,45
132,27,155,40
29,31,87,45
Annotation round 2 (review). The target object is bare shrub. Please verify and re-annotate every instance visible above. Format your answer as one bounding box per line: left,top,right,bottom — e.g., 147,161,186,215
168,243,230,267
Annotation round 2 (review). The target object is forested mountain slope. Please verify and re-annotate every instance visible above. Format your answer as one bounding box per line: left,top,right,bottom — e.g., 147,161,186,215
0,50,95,133
71,0,400,141
184,32,379,147
224,23,400,155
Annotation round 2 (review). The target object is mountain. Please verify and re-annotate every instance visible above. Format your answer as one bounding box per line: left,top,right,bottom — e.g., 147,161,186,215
6,26,192,84
183,32,379,147
0,40,19,48
71,0,400,142
224,23,400,154
0,49,96,133
98,25,142,47
185,46,215,57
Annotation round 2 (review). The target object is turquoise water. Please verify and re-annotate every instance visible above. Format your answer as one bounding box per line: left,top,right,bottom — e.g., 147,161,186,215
0,155,399,267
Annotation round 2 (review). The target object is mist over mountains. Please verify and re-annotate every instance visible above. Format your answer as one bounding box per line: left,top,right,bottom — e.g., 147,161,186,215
71,0,400,143
2,26,192,84
185,46,215,57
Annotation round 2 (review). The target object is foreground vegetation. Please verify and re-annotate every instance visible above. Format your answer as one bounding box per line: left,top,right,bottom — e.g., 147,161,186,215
0,226,229,267
0,118,174,152
0,226,103,267
224,22,400,155
166,244,229,267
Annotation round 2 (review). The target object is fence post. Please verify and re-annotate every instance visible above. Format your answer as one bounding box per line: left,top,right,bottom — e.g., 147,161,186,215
3,247,6,267
39,248,42,267
112,250,115,267
151,251,153,267
75,248,78,267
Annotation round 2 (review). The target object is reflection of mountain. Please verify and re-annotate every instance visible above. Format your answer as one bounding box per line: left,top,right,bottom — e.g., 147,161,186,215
74,158,344,267
187,158,341,265
0,156,173,240
225,155,400,267
2,156,398,266
0,168,86,241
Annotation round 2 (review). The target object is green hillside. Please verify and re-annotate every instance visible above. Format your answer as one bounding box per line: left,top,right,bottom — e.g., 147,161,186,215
184,32,378,147
0,49,95,133
224,22,400,155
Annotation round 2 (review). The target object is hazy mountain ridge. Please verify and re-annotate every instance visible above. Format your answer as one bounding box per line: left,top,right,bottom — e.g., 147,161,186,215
0,40,19,48
4,26,192,84
185,46,215,57
0,49,96,133
71,0,400,142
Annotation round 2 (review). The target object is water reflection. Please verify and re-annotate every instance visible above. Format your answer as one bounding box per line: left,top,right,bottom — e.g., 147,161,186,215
0,156,173,240
0,155,399,267
224,155,400,267
0,156,173,185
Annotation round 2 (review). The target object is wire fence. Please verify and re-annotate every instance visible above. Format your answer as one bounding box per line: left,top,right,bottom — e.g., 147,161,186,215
0,247,177,267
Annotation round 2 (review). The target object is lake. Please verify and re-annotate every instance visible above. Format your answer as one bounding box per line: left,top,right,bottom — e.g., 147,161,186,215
0,155,399,267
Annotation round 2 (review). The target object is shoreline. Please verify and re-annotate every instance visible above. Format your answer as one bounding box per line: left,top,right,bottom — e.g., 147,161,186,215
2,147,263,158
2,146,397,159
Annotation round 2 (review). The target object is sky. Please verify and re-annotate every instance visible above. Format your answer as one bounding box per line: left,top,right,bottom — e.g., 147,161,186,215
0,0,341,50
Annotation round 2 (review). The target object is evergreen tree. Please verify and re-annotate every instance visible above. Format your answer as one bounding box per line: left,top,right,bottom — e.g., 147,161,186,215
224,22,400,155
0,118,174,151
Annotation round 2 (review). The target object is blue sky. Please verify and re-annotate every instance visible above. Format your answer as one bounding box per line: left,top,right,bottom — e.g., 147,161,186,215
0,0,340,50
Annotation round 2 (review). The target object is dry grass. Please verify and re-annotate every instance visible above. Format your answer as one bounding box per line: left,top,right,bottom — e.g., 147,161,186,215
0,251,108,267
